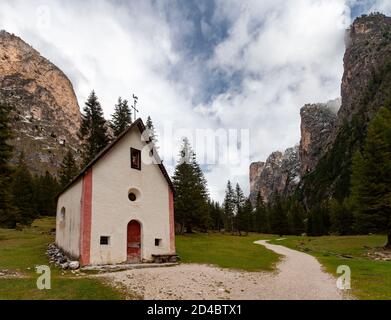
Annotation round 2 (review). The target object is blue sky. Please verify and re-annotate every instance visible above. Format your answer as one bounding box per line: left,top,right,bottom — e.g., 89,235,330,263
0,0,390,201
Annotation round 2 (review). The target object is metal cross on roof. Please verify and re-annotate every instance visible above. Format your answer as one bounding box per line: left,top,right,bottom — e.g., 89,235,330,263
131,94,139,122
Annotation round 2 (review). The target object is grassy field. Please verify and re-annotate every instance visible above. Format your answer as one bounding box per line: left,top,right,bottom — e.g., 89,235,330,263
268,235,391,300
177,232,391,299
0,217,125,300
2,217,389,300
176,233,280,271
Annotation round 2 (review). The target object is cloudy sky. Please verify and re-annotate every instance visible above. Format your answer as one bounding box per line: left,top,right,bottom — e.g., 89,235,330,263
0,0,390,202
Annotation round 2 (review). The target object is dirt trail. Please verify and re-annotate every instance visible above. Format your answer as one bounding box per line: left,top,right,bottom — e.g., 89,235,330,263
253,240,345,299
98,240,346,300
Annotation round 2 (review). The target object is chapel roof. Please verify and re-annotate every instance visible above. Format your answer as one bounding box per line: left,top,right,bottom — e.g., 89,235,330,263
56,118,174,198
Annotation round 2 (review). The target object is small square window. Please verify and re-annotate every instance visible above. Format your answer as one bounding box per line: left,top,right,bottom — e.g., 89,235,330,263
130,148,141,170
155,238,162,247
100,236,110,245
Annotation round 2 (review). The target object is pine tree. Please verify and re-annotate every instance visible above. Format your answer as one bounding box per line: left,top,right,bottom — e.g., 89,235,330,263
146,116,158,148
350,107,391,247
11,154,36,225
329,198,354,235
269,195,289,237
190,149,210,230
306,213,313,236
59,149,79,187
254,194,269,233
234,183,245,214
110,97,132,137
307,204,330,236
34,172,60,216
0,101,17,228
233,183,246,234
287,200,306,235
223,180,235,233
237,198,252,235
172,138,193,233
79,91,109,166
172,138,209,233
209,201,224,231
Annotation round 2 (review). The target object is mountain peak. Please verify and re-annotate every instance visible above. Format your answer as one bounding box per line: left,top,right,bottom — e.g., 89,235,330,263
0,32,81,174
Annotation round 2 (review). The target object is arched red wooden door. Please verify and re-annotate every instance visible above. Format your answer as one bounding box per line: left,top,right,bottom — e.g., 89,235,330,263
127,220,141,263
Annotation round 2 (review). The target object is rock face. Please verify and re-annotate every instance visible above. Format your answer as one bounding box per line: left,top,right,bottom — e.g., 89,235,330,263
249,161,265,198
250,98,338,204
299,99,339,176
249,152,282,204
250,146,300,204
338,13,391,128
250,14,391,205
281,146,301,196
300,14,391,206
0,30,81,174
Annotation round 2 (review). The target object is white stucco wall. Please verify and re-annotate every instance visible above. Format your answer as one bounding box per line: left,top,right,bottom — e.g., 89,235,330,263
55,179,82,258
89,126,172,265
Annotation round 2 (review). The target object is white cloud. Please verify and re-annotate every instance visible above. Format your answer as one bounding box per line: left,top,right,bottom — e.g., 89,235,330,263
209,0,350,156
0,0,387,202
370,0,391,14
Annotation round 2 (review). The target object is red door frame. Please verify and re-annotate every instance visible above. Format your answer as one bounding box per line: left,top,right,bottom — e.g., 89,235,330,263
127,220,141,263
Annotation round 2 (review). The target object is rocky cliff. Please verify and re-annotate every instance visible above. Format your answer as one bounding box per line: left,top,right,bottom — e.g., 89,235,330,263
249,98,336,205
0,30,81,174
301,13,391,207
299,99,339,176
250,13,391,205
338,13,391,127
250,146,300,204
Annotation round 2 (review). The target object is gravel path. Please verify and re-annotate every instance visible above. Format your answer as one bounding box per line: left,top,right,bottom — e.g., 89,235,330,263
98,240,346,300
253,240,345,300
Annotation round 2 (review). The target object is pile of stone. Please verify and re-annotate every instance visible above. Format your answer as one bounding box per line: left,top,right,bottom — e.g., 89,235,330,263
366,249,391,261
46,243,80,270
0,269,20,278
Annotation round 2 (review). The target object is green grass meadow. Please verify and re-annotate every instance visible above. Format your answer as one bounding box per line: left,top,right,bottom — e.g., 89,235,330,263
176,233,280,271
0,217,124,300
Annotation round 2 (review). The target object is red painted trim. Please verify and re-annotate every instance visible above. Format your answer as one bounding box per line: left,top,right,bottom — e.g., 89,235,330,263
168,188,175,253
80,168,93,266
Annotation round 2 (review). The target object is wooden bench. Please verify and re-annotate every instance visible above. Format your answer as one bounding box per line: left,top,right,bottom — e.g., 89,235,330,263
152,254,179,263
